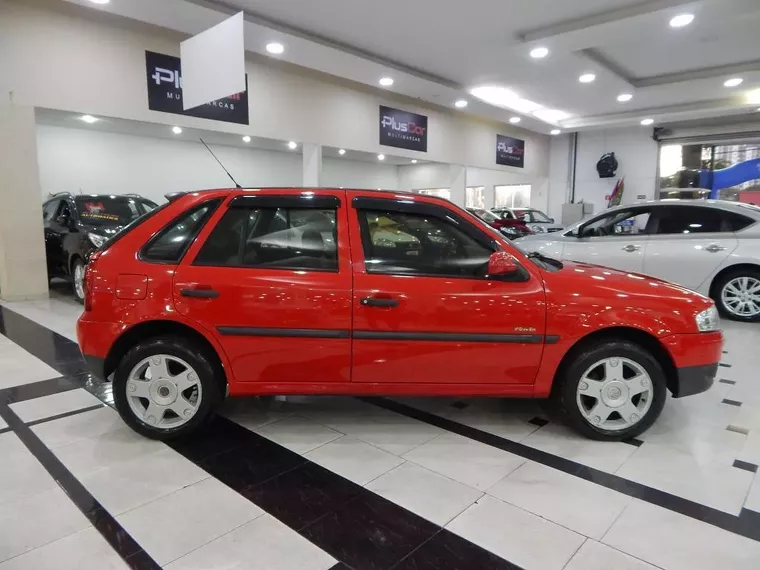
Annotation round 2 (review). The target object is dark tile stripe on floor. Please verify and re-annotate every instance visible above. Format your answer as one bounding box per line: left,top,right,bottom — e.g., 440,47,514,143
361,396,760,544
25,403,105,427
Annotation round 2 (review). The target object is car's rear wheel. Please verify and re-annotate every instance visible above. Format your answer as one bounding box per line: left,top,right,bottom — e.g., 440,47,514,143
113,336,222,440
714,269,760,322
554,340,666,440
72,258,85,304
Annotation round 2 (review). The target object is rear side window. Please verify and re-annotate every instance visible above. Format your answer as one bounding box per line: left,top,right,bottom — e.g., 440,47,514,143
194,206,338,271
724,211,754,232
655,206,735,234
141,200,219,263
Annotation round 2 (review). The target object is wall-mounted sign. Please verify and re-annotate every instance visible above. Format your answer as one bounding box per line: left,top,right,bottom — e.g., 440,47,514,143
496,134,525,168
145,51,249,125
379,105,428,152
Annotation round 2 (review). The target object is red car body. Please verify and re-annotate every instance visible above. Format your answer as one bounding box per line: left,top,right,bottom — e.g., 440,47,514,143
77,188,722,438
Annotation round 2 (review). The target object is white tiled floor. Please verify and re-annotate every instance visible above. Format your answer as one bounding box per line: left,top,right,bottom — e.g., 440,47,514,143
10,388,102,423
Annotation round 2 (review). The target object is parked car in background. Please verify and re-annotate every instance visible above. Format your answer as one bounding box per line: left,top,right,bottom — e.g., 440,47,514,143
516,200,760,321
43,193,158,303
467,207,533,239
493,207,564,234
77,188,722,443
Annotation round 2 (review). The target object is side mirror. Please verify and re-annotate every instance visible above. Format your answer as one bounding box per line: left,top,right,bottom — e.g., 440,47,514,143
488,251,519,277
549,217,555,223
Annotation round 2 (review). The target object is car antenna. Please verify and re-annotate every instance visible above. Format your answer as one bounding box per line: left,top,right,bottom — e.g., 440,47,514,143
199,138,242,189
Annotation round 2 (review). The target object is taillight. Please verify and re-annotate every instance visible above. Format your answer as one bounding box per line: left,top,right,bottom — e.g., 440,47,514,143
83,251,100,312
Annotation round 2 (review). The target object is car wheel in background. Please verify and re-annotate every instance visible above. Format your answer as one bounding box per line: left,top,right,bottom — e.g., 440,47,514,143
714,269,760,322
72,258,85,304
554,339,666,441
113,336,223,440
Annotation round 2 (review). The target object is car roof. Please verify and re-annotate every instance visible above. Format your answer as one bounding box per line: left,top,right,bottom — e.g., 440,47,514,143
600,198,760,218
168,187,458,205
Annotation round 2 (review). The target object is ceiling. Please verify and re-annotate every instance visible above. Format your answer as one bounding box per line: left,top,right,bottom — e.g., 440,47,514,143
62,0,760,134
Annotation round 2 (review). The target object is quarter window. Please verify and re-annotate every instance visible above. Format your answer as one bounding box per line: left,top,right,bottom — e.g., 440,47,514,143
141,200,219,263
655,206,731,234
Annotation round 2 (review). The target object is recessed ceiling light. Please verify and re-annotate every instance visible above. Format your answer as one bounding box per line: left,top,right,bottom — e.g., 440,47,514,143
266,42,284,55
617,93,633,102
377,154,385,161
641,118,654,126
724,77,744,88
469,86,544,114
411,159,418,164
242,135,251,143
454,99,468,108
533,109,571,123
80,115,99,124
509,117,521,124
287,141,297,150
379,77,394,87
172,126,182,134
530,47,549,59
579,73,596,84
338,149,346,155
669,13,694,28
550,129,562,135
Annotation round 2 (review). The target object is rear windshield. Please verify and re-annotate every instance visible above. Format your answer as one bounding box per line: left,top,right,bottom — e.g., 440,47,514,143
75,196,158,227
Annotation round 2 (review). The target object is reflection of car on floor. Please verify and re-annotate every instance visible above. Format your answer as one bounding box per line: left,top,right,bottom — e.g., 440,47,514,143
42,193,158,303
516,200,760,322
467,208,533,239
492,207,564,234
77,188,722,442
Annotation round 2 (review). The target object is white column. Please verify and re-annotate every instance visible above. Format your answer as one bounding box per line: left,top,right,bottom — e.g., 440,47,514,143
302,143,322,187
449,164,466,207
0,100,48,300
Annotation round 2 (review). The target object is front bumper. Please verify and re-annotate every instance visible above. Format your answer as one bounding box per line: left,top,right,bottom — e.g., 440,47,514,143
672,363,718,398
662,331,723,398
83,354,106,381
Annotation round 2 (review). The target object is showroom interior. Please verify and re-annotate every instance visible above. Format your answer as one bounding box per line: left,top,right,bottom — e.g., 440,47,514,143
2,0,760,569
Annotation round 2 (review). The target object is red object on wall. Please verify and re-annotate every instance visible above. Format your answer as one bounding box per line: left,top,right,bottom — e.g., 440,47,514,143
738,191,760,205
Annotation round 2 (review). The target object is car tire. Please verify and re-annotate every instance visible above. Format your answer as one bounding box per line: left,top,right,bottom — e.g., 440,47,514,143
713,268,760,322
71,258,85,305
113,336,223,441
553,339,667,441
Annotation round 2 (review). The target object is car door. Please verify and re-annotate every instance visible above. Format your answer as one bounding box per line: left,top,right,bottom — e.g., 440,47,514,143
643,205,738,291
561,207,653,274
44,200,72,276
42,199,61,277
173,190,352,385
348,193,546,386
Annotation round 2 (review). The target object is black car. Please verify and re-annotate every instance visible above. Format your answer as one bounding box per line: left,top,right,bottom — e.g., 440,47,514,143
43,193,158,302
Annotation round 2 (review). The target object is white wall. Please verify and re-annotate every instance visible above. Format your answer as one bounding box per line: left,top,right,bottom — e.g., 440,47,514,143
36,125,398,204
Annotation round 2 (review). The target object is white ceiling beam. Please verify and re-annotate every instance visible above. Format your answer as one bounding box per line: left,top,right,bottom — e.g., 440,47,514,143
633,60,760,87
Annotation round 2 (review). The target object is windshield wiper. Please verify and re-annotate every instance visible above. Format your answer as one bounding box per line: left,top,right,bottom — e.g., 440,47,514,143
527,251,564,269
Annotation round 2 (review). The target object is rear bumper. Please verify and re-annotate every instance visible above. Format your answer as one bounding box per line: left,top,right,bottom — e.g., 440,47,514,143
662,331,723,398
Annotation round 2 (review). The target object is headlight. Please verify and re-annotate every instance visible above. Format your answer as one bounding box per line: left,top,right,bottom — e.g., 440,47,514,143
87,232,107,249
695,306,720,332
531,225,546,233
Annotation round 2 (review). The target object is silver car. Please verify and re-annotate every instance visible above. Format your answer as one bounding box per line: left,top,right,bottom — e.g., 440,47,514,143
516,200,760,322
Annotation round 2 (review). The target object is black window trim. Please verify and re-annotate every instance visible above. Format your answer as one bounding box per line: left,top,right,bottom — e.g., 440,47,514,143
351,196,528,282
138,198,222,265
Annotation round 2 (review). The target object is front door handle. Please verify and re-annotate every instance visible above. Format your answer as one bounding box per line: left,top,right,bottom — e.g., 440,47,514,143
622,244,641,253
180,288,219,299
361,297,399,308
705,244,726,253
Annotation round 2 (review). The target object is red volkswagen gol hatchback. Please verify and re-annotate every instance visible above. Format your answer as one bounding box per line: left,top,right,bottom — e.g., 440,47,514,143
77,188,723,441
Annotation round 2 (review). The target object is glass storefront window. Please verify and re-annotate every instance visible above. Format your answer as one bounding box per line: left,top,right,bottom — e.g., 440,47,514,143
416,188,451,199
465,186,485,208
494,184,531,208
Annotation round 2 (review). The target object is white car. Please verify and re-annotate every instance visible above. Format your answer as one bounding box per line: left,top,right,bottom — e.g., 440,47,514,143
516,200,760,322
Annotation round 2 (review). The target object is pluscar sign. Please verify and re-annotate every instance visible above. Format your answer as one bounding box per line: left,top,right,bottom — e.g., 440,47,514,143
145,51,249,125
379,106,428,152
496,134,525,168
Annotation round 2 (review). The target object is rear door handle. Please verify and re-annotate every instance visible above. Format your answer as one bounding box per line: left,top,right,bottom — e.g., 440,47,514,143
622,244,641,252
361,297,399,308
705,244,726,253
180,288,219,299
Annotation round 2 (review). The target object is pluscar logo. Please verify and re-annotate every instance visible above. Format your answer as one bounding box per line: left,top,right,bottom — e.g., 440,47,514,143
151,66,242,101
497,141,524,156
381,115,426,137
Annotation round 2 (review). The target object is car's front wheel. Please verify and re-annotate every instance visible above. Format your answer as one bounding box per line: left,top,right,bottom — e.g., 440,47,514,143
714,269,760,322
71,258,85,304
113,336,223,440
554,339,667,440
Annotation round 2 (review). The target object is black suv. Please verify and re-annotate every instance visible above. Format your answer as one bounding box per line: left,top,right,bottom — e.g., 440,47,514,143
43,193,158,302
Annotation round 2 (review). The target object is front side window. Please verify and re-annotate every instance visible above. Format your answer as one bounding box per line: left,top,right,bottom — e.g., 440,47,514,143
655,206,745,235
579,209,652,238
195,206,338,271
141,200,219,263
358,209,492,277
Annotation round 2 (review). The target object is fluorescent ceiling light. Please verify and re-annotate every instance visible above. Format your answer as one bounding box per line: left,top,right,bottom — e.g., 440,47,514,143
509,117,521,124
454,99,468,108
550,129,562,135
469,86,544,116
530,47,549,59
533,109,571,123
377,154,385,161
242,135,251,143
669,13,694,28
379,77,394,87
89,0,110,4
80,115,99,124
579,73,596,84
411,159,418,164
287,141,298,150
617,93,633,102
641,118,654,126
724,77,744,88
266,42,284,54
338,148,346,155
172,126,182,134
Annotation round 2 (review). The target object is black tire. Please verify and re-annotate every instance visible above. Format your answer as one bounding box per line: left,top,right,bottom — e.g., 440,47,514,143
712,268,760,322
553,339,667,441
113,336,223,440
71,258,85,305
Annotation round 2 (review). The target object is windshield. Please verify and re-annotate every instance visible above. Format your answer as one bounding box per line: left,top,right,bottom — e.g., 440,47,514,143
75,196,158,227
516,209,552,223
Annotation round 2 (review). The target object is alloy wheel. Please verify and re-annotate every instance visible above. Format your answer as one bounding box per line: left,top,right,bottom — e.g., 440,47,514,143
126,354,203,429
575,357,653,432
721,277,760,318
74,263,85,301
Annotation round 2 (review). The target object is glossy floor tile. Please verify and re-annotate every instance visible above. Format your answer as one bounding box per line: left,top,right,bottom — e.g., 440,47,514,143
304,435,404,485
0,342,61,389
564,539,659,570
9,388,102,423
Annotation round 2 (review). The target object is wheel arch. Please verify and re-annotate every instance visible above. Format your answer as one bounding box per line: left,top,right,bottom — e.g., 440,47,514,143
708,262,760,299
